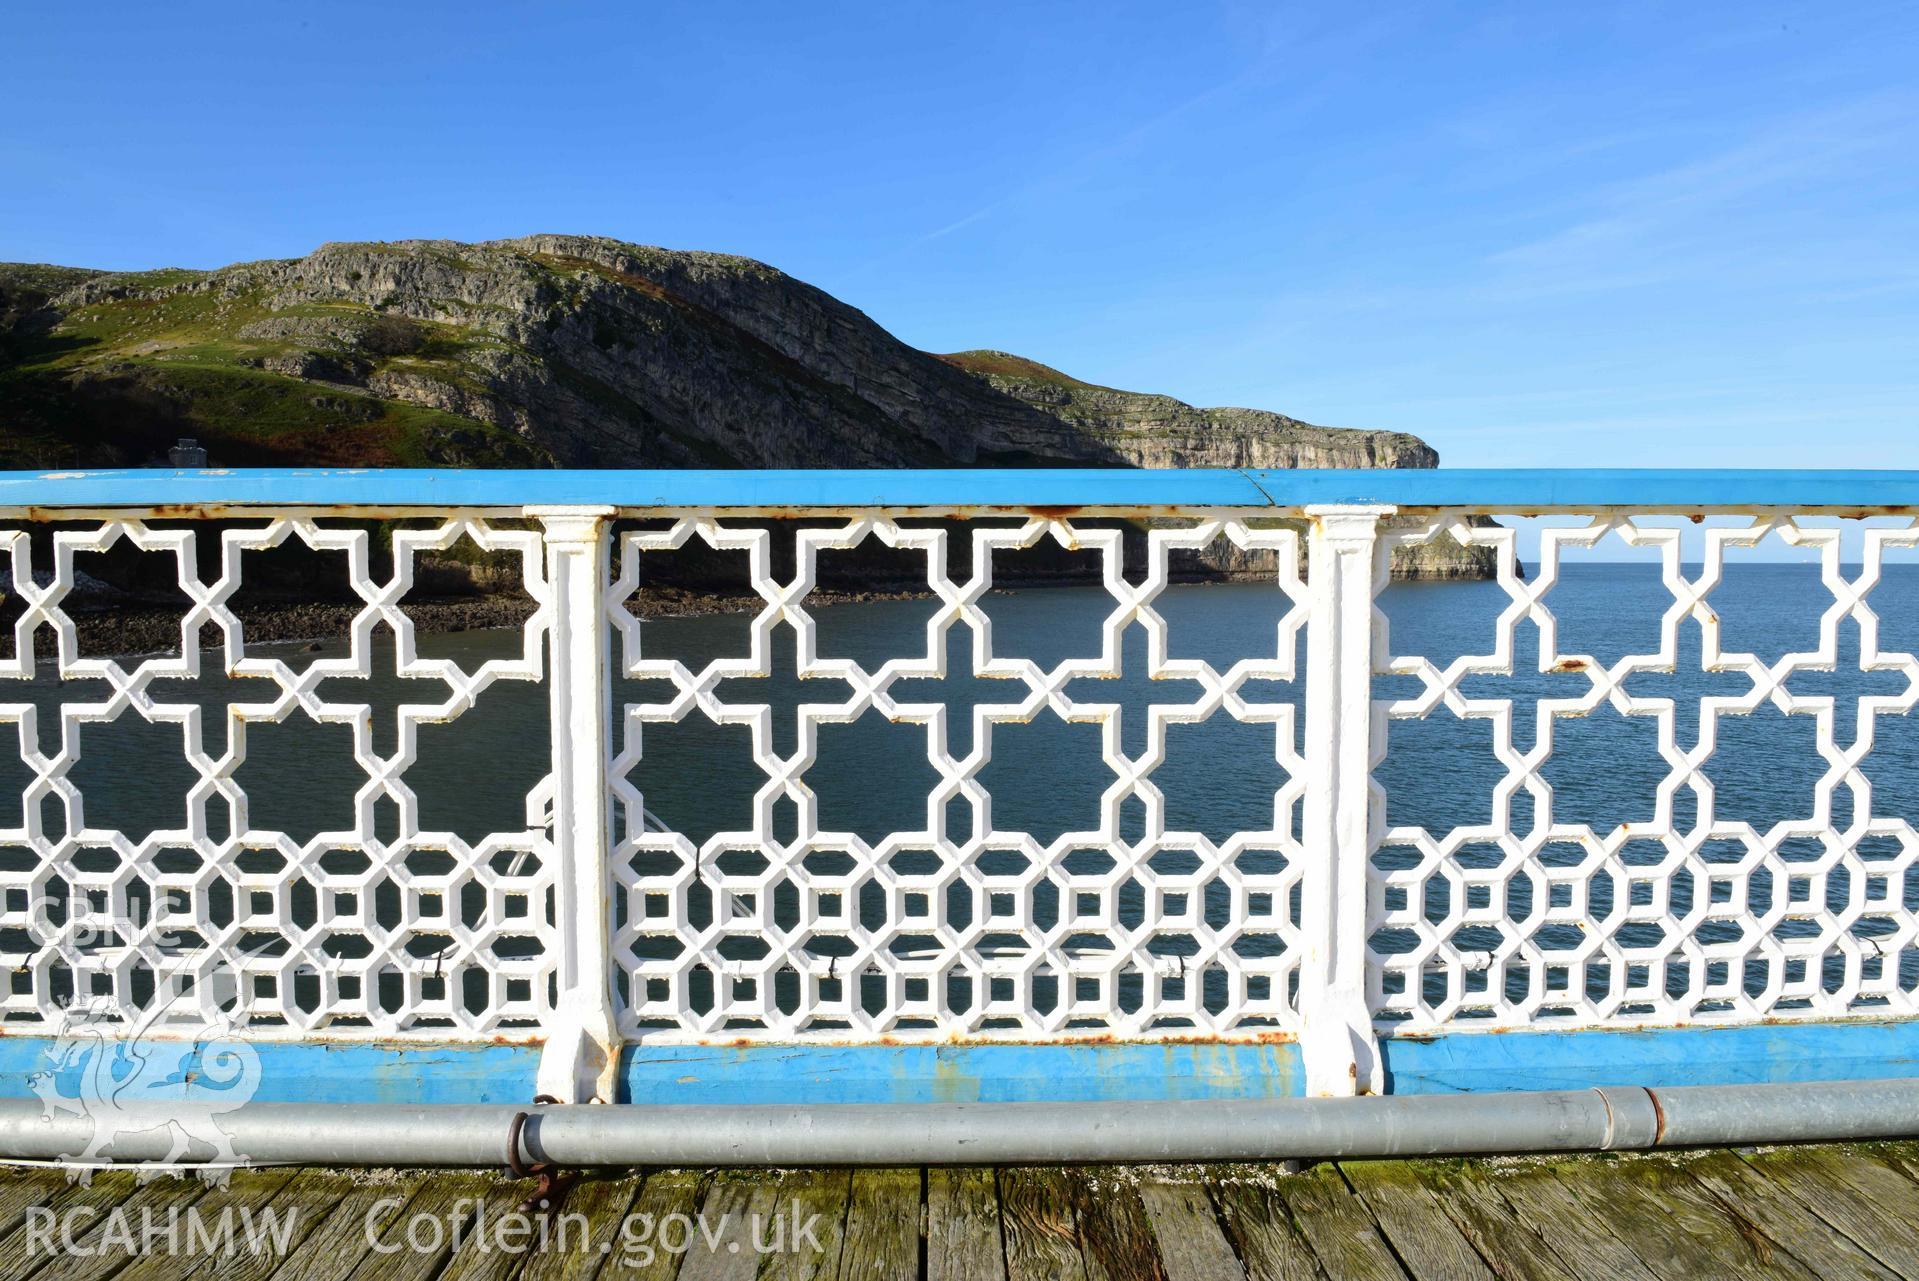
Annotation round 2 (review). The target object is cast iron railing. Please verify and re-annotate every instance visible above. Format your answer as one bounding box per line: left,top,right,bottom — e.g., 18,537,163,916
2,468,1915,1104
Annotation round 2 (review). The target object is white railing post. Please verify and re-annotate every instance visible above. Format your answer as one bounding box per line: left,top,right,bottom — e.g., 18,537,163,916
529,505,620,1104
1299,504,1391,1096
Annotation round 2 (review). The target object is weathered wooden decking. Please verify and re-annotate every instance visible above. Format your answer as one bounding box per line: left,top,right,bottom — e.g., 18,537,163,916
3,1142,1918,1279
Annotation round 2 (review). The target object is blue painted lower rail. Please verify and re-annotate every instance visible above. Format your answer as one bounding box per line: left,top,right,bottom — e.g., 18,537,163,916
613,1023,1919,1104
6,1022,1917,1107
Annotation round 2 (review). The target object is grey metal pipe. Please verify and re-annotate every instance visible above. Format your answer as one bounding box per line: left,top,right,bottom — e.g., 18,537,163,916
1,1079,1913,1168
1649,1078,1919,1147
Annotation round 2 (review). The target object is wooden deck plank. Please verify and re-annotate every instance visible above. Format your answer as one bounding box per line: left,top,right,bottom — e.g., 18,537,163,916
1064,1168,1168,1281
1775,1145,1919,1235
10,1141,1919,1278
1868,1140,1919,1186
109,1167,297,1280
0,1167,75,1239
1682,1151,1899,1281
999,1168,1088,1281
835,1168,921,1281
679,1169,785,1281
1206,1170,1329,1281
1545,1156,1813,1281
1136,1176,1242,1281
926,1168,1004,1281
514,1172,646,1281
28,1169,214,1281
0,1165,133,1273
610,1169,709,1281
434,1171,546,1281
257,1173,436,1281
1407,1164,1584,1281
1339,1162,1497,1281
0,1169,142,1281
758,1169,853,1281
196,1168,358,1281
1461,1160,1659,1281
1737,1147,1919,1280
1272,1164,1409,1281
351,1171,498,1281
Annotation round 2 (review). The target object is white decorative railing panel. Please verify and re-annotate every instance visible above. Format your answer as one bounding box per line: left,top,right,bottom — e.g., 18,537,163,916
0,514,559,1039
1370,513,1919,1032
0,469,1911,1104
607,514,1312,1042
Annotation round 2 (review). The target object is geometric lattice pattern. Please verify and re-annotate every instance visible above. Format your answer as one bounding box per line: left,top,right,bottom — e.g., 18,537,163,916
10,499,1913,1054
0,516,556,1039
1370,514,1919,1030
609,514,1308,1041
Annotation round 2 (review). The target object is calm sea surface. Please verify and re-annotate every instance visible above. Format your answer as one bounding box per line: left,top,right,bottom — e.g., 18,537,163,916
10,562,1918,1008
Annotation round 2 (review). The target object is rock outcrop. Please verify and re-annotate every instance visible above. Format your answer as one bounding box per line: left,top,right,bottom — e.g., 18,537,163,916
935,350,1435,470
0,235,1489,577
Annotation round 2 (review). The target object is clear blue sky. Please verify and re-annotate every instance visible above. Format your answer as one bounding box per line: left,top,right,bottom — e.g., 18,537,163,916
5,1,1914,468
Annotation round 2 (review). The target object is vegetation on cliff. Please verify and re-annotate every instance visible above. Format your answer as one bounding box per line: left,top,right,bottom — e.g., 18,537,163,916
0,235,1492,579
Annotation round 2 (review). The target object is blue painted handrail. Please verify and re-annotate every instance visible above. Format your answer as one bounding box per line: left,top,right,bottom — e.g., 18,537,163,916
0,467,1916,509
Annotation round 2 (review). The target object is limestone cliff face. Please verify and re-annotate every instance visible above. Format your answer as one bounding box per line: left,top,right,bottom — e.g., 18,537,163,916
925,350,1480,579
935,351,1436,470
0,235,1489,576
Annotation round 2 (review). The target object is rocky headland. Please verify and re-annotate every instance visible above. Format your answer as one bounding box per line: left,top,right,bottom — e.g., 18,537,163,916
0,236,1494,646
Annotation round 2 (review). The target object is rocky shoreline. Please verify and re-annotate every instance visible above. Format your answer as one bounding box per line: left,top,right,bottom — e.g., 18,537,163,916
12,554,1503,658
